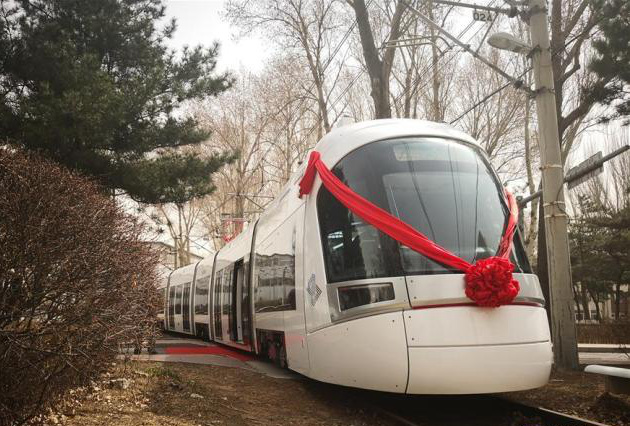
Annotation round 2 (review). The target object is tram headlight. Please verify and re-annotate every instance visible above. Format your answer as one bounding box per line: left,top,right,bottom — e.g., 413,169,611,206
338,283,395,311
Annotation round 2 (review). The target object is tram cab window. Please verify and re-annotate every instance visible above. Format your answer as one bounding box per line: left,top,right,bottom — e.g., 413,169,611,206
317,137,531,284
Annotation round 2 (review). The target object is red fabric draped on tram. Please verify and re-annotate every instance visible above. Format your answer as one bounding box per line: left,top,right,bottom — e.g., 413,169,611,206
298,150,520,308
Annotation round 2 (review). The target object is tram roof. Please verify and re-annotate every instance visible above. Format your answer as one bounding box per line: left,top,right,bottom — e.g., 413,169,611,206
180,120,482,265
169,261,198,287
313,119,480,166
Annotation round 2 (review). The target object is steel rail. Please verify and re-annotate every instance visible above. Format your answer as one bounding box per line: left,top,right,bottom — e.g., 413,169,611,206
373,394,610,426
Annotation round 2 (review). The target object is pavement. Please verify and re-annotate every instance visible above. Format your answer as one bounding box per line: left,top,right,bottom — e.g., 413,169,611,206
579,352,630,366
122,335,630,375
121,335,299,379
578,343,630,366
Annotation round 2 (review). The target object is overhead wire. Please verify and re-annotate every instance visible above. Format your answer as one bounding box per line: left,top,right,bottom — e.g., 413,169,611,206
449,13,602,125
314,0,496,131
392,0,500,108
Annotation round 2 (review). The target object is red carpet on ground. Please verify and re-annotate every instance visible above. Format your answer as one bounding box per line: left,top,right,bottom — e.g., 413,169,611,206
164,345,255,362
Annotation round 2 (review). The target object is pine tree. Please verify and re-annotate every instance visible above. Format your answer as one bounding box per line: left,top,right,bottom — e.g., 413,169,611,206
0,0,234,204
590,0,630,123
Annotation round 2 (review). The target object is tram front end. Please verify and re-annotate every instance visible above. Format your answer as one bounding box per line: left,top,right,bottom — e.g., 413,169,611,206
307,129,552,394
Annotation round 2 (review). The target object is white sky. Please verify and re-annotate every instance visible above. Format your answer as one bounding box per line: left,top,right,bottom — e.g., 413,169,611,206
163,0,271,72
160,1,628,170
159,0,627,243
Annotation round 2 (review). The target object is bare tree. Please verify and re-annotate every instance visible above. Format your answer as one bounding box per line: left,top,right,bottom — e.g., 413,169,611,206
389,4,455,120
151,201,204,268
347,0,408,118
195,71,271,247
569,129,630,320
259,57,320,190
226,0,344,134
454,51,525,177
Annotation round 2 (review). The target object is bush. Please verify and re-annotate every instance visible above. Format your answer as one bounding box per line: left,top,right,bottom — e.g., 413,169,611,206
0,149,160,425
577,322,630,344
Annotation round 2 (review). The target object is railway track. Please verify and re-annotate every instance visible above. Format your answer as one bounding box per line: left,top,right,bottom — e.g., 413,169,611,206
371,393,609,426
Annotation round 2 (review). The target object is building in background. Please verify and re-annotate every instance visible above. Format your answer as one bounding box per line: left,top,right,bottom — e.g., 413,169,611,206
144,241,205,279
574,282,629,323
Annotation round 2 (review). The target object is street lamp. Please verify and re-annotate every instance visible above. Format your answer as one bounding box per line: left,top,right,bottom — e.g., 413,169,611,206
487,6,580,370
487,32,532,55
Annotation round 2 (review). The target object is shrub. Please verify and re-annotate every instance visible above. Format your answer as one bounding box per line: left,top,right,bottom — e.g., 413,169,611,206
0,149,160,425
577,322,630,344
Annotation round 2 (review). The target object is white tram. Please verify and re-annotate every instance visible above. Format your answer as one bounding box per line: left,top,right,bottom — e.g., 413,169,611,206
159,119,553,394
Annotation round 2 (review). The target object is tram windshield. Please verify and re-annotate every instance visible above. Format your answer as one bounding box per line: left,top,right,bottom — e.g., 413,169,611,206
317,137,531,284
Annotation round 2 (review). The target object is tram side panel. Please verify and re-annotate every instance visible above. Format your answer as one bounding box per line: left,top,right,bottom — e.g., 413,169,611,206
286,204,309,374
252,207,309,371
301,181,409,393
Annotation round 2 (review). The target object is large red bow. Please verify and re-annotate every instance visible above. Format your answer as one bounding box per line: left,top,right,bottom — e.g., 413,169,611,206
299,151,520,307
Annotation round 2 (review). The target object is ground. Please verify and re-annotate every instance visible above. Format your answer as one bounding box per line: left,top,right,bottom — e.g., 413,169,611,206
505,368,630,426
49,362,397,426
45,361,630,426
41,335,630,426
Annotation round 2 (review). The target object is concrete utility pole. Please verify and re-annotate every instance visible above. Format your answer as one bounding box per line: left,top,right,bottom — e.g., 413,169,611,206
528,0,579,369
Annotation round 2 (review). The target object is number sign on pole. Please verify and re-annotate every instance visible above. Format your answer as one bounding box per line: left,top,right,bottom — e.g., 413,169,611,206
473,10,493,21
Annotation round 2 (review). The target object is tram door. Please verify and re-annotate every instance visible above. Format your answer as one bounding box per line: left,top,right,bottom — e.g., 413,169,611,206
182,282,191,332
221,266,233,341
213,270,223,340
240,259,251,345
232,260,245,342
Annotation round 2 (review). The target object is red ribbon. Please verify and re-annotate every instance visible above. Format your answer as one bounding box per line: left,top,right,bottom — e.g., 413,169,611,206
299,151,520,307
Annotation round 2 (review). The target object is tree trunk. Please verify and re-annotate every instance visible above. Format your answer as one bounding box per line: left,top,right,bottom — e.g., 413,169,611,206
177,204,187,267
428,1,441,121
574,291,582,321
587,287,601,321
581,283,591,321
350,0,405,119
615,282,621,320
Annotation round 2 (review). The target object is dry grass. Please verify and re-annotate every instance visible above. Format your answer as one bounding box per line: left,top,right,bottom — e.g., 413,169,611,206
43,360,630,426
48,362,396,426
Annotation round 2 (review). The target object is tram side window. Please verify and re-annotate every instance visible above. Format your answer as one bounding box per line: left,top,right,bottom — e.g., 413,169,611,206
194,275,210,315
318,184,396,283
175,285,182,315
254,215,296,313
223,268,232,315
